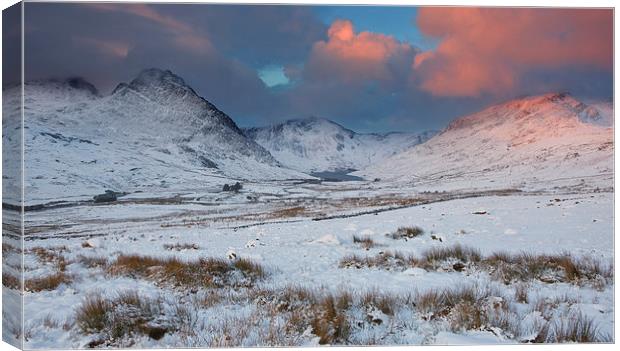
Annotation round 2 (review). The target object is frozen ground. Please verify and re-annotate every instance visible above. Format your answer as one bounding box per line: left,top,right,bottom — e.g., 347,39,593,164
2,179,614,347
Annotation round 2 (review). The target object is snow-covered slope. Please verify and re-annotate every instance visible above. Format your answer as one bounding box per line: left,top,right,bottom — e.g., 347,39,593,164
4,69,307,203
245,117,436,173
360,93,614,190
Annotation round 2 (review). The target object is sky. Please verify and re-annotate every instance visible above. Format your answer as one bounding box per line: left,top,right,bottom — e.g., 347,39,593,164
9,3,614,132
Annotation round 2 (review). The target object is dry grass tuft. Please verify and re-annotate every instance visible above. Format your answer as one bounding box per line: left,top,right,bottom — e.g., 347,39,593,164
310,294,351,344
415,285,516,335
352,235,376,249
514,283,529,304
108,254,265,288
482,252,612,286
389,226,424,240
271,206,306,218
361,289,401,316
163,243,199,251
25,272,71,292
29,246,69,273
233,258,266,278
340,251,418,270
2,273,21,290
77,255,108,268
2,242,19,254
75,291,163,342
422,244,481,268
534,311,609,343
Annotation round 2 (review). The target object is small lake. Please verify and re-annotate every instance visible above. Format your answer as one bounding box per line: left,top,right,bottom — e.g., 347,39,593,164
310,169,365,182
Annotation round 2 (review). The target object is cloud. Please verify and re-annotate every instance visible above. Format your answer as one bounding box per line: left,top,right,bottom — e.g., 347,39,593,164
20,4,613,132
189,5,325,67
86,3,212,54
272,19,424,129
414,8,613,97
73,37,131,58
303,19,416,84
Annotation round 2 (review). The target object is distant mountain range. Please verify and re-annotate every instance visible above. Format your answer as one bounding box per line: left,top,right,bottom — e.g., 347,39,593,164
3,69,307,202
2,68,613,202
244,117,436,173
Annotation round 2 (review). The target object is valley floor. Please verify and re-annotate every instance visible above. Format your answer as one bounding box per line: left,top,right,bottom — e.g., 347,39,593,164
2,181,614,347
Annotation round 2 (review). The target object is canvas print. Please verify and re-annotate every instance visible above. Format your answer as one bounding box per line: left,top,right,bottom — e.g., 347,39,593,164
1,1,614,348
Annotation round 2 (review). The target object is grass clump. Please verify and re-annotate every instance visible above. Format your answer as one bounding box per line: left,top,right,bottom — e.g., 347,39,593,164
311,294,351,344
514,283,529,303
271,206,306,218
108,254,265,288
163,243,199,251
75,291,164,344
352,235,376,249
422,244,481,268
482,251,613,286
415,284,517,335
534,311,610,343
338,243,612,288
76,255,108,268
389,226,424,240
233,258,266,278
340,251,418,270
25,272,71,292
2,273,21,290
360,289,401,316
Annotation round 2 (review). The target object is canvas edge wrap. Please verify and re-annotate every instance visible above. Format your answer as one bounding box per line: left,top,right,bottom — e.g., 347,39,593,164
2,1,25,349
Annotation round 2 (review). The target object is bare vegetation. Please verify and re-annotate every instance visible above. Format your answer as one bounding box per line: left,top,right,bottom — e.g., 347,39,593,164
514,283,529,304
25,272,72,292
415,284,518,336
2,242,20,254
248,286,406,345
76,255,108,268
482,251,613,286
534,311,610,343
340,251,418,270
340,244,613,288
108,254,265,288
2,273,21,290
352,235,376,249
75,292,165,345
270,206,306,218
422,244,482,268
163,243,199,251
389,226,424,240
29,246,69,272
310,294,351,344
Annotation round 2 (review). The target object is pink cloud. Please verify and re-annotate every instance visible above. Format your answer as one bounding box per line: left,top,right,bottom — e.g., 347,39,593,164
73,37,131,58
304,19,415,83
415,8,613,97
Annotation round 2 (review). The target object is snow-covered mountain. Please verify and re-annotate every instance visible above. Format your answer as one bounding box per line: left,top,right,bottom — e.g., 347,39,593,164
244,117,436,173
360,93,614,190
3,69,307,202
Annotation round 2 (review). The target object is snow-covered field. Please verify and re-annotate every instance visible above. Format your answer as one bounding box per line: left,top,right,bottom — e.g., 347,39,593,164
2,180,614,347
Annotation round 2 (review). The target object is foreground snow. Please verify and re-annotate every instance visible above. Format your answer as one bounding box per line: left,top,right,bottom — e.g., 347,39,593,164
7,185,613,348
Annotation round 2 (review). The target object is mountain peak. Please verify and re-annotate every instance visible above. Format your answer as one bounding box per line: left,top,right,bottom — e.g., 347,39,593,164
111,68,194,98
447,92,592,132
131,68,187,88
